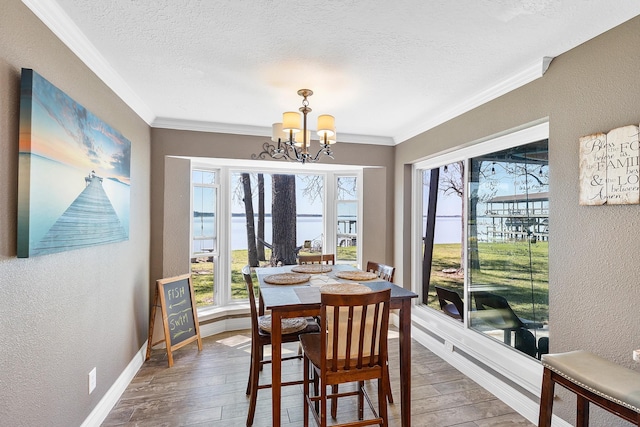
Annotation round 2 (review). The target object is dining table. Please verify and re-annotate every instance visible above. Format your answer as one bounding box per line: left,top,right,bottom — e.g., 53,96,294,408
255,263,417,427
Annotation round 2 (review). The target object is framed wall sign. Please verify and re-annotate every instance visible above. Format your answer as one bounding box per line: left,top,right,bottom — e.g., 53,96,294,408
579,124,639,205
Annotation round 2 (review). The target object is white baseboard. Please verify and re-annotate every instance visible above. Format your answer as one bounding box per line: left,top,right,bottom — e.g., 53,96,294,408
199,316,250,337
411,322,571,427
79,315,250,426
80,341,148,427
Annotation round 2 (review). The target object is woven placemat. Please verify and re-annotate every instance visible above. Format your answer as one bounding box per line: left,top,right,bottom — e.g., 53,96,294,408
258,315,307,334
263,272,310,285
291,265,333,274
335,270,377,281
320,283,372,294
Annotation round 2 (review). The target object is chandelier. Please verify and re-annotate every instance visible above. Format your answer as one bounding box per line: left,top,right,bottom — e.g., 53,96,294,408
252,89,336,164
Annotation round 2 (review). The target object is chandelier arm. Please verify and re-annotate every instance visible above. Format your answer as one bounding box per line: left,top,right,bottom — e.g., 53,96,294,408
251,142,279,160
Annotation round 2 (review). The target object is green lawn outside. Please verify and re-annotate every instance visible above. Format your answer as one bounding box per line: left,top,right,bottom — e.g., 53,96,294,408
191,241,546,324
426,241,549,323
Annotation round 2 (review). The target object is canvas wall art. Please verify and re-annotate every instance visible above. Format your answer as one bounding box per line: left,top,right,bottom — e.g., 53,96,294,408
17,68,131,257
579,124,640,205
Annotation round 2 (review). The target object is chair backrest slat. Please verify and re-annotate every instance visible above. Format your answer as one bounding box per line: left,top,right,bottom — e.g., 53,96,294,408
321,289,391,373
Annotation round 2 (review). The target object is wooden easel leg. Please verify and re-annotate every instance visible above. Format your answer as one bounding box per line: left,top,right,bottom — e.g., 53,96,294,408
145,290,159,361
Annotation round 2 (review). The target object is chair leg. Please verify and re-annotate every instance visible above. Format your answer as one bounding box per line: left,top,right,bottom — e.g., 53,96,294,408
247,367,259,426
320,377,327,427
378,376,388,427
246,343,260,426
385,363,394,404
245,355,253,396
258,345,264,371
358,381,364,420
330,385,338,419
538,368,555,427
313,369,319,413
303,355,310,427
576,395,589,427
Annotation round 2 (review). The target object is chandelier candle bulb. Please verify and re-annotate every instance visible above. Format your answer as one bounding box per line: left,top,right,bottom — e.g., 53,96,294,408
282,111,301,132
294,130,311,147
271,123,288,142
317,114,335,137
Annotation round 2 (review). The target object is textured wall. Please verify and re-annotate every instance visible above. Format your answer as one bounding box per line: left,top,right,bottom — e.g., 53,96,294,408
0,1,151,426
163,156,191,277
395,15,640,426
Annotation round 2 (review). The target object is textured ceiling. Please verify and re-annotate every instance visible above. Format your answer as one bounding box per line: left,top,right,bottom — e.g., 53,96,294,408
24,0,640,144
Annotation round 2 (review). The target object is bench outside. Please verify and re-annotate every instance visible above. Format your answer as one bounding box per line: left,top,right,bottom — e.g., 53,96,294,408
538,350,640,426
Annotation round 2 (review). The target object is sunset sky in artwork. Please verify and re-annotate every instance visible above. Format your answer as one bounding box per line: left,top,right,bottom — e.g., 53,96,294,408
19,70,131,185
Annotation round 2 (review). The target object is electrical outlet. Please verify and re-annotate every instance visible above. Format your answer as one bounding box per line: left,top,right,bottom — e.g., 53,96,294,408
88,367,97,394
633,349,640,362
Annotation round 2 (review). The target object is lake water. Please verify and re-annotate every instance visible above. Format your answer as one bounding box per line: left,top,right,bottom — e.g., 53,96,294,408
19,154,130,246
232,216,327,249
194,214,462,251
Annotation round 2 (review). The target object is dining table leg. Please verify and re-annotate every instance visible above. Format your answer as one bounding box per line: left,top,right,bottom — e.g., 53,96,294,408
271,308,282,426
399,298,412,427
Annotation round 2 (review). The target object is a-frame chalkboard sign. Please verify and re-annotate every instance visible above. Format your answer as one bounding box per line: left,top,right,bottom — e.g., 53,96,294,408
146,274,202,367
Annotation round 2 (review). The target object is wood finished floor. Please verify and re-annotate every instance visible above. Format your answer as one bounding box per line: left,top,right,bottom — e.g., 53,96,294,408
102,329,535,427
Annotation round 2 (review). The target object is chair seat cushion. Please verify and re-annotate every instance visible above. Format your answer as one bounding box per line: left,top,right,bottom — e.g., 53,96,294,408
257,315,308,334
542,350,640,413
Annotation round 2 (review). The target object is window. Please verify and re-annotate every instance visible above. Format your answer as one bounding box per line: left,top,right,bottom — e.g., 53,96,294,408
417,123,549,358
190,164,362,310
229,172,325,299
335,176,358,264
191,169,218,306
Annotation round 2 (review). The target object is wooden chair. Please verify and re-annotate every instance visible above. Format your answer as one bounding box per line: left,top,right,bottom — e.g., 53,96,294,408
300,288,391,427
365,261,395,282
298,253,335,265
242,266,320,426
435,286,464,321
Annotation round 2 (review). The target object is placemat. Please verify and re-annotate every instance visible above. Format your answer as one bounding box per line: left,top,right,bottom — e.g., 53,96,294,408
309,277,341,287
335,270,377,281
291,265,333,274
320,283,372,294
294,287,321,304
258,315,307,334
263,272,310,285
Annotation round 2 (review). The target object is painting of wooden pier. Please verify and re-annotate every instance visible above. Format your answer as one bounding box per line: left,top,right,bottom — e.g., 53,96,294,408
17,69,131,257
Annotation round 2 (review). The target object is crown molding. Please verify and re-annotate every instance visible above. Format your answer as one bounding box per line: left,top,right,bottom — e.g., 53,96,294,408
152,117,395,146
393,57,552,144
22,0,155,124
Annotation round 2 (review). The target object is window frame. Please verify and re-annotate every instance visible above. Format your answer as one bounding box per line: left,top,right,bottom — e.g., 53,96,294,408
333,173,362,265
191,169,219,257
410,120,549,395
